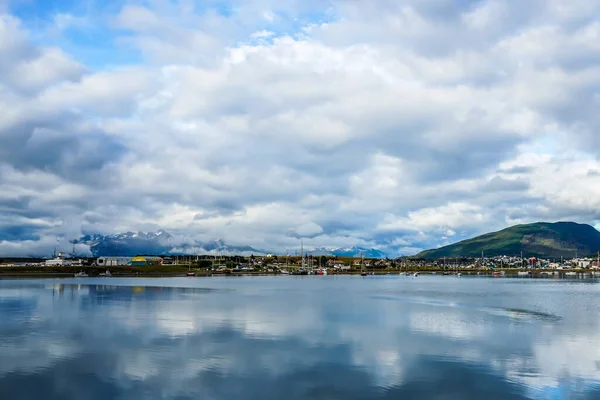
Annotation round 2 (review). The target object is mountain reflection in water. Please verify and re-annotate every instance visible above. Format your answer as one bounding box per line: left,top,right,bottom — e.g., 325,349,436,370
0,276,599,400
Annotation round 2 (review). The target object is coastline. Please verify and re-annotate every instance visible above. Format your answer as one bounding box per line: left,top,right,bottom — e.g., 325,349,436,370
1,266,597,279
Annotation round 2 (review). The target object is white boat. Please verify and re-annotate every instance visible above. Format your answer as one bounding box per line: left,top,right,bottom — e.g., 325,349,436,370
413,272,420,277
74,271,88,278
99,270,112,277
518,271,531,277
565,271,577,277
280,269,290,275
457,272,462,277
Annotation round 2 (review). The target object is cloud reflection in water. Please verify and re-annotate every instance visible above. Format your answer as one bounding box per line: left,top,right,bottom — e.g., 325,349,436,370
0,277,599,399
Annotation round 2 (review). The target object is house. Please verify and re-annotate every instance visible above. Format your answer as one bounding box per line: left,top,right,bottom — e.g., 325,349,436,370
96,257,133,267
574,258,592,268
251,257,265,265
327,259,345,267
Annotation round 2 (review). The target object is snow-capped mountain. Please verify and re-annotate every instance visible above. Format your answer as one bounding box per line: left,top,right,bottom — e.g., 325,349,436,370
77,230,388,258
306,246,388,259
77,231,264,257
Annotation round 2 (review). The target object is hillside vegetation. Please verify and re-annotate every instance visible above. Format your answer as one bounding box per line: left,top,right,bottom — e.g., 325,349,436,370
416,222,600,259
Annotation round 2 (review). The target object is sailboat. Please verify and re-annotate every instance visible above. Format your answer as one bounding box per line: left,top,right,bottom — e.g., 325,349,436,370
360,252,367,276
187,262,196,277
281,250,290,275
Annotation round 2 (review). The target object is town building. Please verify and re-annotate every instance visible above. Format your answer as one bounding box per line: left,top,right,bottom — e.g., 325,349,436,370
96,257,133,267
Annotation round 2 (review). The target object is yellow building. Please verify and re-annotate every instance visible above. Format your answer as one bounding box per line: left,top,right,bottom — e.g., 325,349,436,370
131,256,147,266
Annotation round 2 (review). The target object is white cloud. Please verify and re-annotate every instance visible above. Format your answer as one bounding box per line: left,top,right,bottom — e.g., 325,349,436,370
250,29,274,39
2,1,600,256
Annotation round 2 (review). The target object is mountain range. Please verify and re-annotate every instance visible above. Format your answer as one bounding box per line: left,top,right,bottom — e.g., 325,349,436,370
306,246,388,259
78,231,263,257
416,222,600,259
77,231,389,258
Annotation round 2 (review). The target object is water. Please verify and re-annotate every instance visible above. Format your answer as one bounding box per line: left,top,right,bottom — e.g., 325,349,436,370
1,276,599,399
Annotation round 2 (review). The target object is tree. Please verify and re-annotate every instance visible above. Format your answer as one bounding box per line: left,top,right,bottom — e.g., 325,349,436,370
318,255,327,267
196,260,212,269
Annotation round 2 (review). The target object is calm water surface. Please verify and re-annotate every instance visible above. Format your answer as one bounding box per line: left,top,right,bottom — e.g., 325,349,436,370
1,276,599,399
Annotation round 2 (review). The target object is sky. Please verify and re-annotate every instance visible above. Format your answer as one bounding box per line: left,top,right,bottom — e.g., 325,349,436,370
1,0,600,257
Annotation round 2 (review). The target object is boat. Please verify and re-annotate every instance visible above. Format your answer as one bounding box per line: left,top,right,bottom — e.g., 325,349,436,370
280,269,290,275
456,272,462,277
99,270,112,277
413,272,419,277
74,271,88,278
186,263,196,277
359,251,368,277
492,271,505,277
565,271,577,277
316,269,327,275
518,271,531,277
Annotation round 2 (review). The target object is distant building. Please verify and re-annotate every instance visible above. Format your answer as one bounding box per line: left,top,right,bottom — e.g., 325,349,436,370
327,259,345,267
131,256,147,266
45,252,71,266
574,259,591,268
96,257,133,267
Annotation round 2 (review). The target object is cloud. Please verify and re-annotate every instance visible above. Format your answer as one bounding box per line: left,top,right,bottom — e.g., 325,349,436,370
2,0,600,256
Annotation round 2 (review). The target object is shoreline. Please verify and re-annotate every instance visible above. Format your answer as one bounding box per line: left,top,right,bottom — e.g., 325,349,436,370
1,267,598,279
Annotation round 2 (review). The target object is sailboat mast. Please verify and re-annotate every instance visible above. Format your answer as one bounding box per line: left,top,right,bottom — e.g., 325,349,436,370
301,239,304,269
361,251,364,272
521,251,523,268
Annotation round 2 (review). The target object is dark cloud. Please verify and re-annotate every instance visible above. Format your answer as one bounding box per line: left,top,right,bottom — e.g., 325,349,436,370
498,165,534,174
484,176,530,192
0,224,41,241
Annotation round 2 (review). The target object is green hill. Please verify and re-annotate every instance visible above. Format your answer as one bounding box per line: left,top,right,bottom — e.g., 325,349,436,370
415,222,600,259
